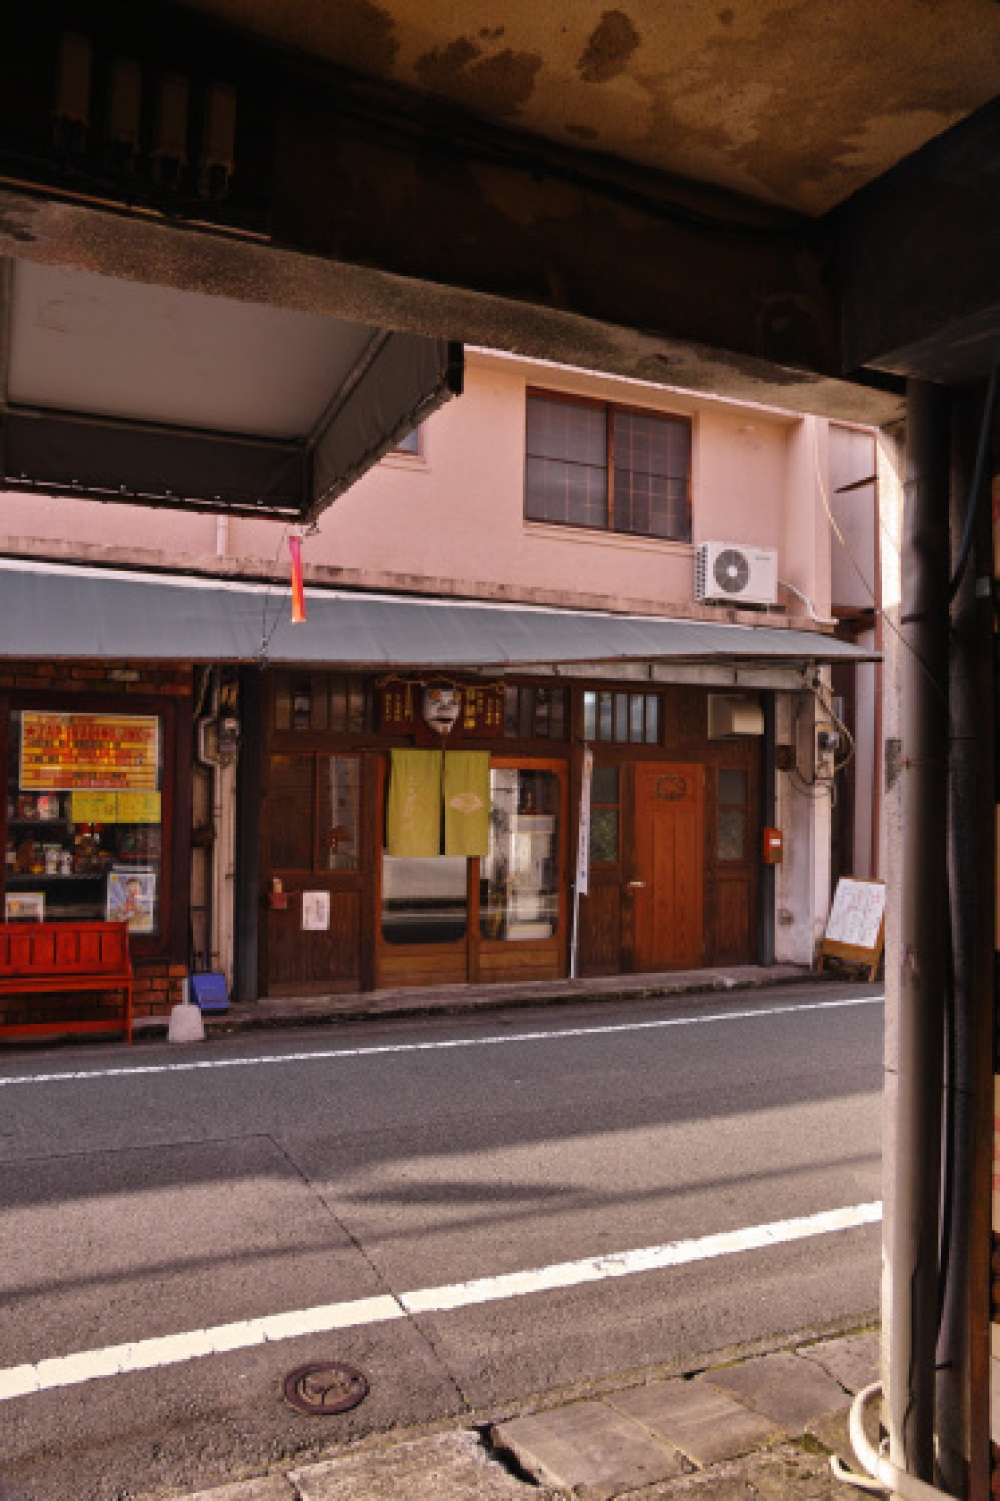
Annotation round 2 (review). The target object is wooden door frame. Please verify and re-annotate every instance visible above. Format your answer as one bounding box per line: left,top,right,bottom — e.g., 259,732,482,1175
374,751,569,989
476,754,570,982
259,744,367,996
632,760,705,972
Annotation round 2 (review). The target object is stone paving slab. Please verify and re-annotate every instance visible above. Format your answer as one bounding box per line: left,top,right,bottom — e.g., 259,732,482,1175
702,1352,849,1432
182,1480,295,1501
644,1441,850,1500
609,1378,786,1466
796,1331,879,1394
494,1400,690,1500
290,1431,555,1501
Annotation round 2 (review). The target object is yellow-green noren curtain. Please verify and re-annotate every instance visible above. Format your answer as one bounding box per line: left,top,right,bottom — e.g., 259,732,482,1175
386,748,443,857
443,751,490,857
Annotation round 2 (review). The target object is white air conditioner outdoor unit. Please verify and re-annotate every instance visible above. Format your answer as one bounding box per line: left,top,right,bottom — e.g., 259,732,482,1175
695,542,779,606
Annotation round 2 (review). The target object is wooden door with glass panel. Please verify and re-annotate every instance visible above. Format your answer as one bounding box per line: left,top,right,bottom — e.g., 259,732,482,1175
632,762,704,971
478,759,566,984
264,751,363,994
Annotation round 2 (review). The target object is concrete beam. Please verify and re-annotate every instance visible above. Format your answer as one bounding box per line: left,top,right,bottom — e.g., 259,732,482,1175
0,0,904,425
838,98,1000,384
0,189,902,427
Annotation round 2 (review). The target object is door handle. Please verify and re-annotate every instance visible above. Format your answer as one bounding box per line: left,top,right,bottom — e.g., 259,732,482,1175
626,880,646,889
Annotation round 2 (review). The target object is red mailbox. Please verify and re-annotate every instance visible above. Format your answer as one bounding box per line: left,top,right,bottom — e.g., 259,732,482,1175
761,827,784,865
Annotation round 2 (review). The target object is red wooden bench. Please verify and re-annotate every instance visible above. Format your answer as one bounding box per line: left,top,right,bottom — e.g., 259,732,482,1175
0,921,133,1044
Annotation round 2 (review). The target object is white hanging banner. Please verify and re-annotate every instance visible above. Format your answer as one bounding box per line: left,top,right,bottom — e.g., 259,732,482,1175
576,747,594,897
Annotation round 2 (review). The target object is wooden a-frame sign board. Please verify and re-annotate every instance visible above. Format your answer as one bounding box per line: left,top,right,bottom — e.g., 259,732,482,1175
819,878,886,980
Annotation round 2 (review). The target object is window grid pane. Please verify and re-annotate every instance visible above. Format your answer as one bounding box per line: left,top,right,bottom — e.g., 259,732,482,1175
318,756,360,871
583,691,597,742
612,410,691,541
598,692,613,741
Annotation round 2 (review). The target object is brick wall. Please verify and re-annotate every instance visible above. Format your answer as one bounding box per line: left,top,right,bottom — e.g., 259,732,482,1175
2,659,194,1028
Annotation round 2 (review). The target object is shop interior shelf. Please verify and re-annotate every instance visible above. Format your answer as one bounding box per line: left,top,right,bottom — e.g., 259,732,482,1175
7,819,72,827
5,872,106,882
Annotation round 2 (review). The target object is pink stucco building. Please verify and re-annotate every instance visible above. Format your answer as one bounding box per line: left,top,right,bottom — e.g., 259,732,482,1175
0,346,878,1012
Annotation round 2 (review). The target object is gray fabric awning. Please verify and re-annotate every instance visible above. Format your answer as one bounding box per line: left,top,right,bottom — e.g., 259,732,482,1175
0,562,878,667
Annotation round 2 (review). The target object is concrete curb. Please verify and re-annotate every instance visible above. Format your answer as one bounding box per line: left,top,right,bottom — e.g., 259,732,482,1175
128,964,848,1040
147,1325,880,1501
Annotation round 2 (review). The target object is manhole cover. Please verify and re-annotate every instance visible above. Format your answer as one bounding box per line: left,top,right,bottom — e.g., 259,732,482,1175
282,1361,369,1416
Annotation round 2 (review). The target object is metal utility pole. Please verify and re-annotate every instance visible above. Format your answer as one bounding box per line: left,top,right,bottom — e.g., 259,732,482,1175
885,380,951,1482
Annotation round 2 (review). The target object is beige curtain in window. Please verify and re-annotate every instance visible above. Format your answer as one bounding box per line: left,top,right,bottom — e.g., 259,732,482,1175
443,751,490,857
386,748,443,857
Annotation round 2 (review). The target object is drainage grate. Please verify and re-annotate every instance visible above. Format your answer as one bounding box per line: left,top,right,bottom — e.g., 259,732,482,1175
282,1361,369,1416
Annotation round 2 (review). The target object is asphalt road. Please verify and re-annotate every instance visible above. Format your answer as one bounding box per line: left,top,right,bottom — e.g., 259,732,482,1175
0,981,883,1501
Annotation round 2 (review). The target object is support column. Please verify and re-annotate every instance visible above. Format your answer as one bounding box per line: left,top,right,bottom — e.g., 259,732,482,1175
938,382,997,1500
885,380,951,1482
758,691,776,966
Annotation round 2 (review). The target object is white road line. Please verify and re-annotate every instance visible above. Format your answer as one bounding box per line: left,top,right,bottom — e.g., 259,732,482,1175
0,1200,882,1402
0,993,883,1089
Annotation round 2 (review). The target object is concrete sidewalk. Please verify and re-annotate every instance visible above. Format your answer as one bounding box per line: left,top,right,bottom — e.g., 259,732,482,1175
167,1328,881,1501
134,963,827,1039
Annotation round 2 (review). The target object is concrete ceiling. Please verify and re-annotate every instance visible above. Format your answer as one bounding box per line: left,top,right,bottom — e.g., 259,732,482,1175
0,0,997,458
184,0,1000,216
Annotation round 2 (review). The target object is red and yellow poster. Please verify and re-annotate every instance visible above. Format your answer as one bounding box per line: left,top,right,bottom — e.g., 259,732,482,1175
21,714,159,792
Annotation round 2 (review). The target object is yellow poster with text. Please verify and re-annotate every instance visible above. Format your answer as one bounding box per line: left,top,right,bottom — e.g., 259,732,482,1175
116,792,162,824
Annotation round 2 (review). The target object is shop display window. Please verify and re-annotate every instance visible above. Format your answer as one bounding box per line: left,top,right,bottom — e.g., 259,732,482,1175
381,855,467,944
4,710,164,934
480,769,559,941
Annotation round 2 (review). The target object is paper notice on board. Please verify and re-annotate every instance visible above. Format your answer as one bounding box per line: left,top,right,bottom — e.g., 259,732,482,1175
302,891,331,932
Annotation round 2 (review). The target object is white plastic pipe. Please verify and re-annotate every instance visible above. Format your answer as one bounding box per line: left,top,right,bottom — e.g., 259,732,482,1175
830,1382,956,1501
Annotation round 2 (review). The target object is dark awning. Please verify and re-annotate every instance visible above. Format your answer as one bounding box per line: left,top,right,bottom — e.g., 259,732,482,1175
1,262,462,523
0,562,878,668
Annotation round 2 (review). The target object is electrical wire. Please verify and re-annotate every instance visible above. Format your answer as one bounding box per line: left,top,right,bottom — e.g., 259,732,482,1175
812,424,949,708
257,525,291,665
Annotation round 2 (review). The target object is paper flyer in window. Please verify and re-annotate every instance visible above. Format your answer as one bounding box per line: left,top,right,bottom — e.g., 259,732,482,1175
106,868,156,933
4,892,44,923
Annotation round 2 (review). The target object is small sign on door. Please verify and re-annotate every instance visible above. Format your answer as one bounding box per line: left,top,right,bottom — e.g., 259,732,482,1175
302,891,331,931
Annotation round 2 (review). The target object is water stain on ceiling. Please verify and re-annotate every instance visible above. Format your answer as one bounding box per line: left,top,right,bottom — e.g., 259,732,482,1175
414,37,543,116
191,0,1000,215
578,11,642,84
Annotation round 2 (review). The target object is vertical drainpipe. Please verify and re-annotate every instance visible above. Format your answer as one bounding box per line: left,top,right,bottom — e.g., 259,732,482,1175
758,691,776,966
233,666,262,1004
886,380,951,1481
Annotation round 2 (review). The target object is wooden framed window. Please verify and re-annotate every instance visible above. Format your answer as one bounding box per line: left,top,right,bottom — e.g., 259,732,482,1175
392,427,422,455
583,690,661,745
717,767,749,862
589,764,620,864
272,672,367,735
267,753,360,872
503,685,567,741
525,391,691,541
